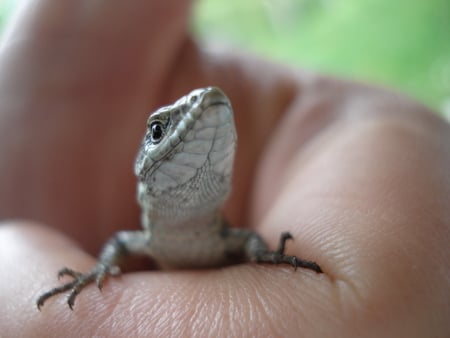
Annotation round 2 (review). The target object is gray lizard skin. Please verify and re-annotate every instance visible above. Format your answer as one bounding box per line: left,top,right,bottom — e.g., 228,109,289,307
37,87,322,310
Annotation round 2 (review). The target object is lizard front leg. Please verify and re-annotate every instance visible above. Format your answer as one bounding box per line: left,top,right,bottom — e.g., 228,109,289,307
247,232,323,272
36,230,151,310
224,229,323,273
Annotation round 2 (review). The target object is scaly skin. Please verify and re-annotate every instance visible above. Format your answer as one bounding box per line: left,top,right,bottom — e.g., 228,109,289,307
36,87,322,310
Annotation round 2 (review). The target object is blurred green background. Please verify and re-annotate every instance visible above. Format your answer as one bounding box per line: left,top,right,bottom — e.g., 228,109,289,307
1,0,449,114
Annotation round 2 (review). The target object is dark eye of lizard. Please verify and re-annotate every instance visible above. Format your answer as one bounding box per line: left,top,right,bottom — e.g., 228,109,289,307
150,122,164,143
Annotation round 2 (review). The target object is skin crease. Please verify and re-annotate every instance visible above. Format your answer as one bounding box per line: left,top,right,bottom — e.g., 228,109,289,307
0,1,449,337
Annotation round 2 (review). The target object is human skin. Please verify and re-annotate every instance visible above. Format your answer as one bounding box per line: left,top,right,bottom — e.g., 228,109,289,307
0,1,449,337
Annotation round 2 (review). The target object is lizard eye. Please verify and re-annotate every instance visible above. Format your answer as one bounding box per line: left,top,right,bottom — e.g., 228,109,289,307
150,121,164,144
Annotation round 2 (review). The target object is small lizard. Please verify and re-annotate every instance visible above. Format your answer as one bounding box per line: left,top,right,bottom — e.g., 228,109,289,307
37,87,323,310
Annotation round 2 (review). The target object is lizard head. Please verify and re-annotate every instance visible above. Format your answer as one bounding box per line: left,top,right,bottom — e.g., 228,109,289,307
134,87,237,213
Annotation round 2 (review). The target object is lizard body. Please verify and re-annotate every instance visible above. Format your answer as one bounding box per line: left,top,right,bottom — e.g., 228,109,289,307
37,87,322,310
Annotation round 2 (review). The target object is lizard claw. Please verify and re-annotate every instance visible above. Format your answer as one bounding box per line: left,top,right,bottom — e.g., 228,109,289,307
57,267,82,280
37,264,120,310
252,232,324,273
291,256,323,273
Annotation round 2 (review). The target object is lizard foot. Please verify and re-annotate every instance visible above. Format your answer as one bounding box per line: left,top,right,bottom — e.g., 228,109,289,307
36,264,120,310
256,232,323,273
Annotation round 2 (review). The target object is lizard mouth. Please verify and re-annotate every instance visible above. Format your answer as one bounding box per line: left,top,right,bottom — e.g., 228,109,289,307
199,87,231,108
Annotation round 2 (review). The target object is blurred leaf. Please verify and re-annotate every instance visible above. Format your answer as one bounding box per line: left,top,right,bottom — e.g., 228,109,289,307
194,0,450,112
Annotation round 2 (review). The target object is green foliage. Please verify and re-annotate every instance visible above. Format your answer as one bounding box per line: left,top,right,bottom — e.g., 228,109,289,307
194,0,450,112
0,0,14,32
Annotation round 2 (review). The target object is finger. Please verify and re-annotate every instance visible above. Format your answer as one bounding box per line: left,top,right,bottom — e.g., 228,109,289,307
0,221,334,336
0,1,192,248
1,0,192,112
0,222,95,335
253,91,450,335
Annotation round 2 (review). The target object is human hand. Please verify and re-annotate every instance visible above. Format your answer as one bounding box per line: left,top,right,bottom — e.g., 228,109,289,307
0,1,449,337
